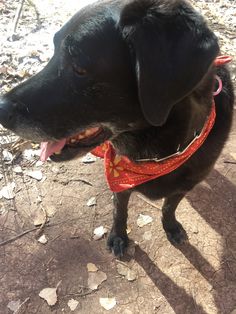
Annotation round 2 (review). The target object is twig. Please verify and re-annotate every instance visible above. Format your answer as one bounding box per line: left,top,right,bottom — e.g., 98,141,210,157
34,205,48,238
0,226,39,246
15,297,30,314
0,218,73,247
12,0,25,34
224,161,236,165
137,194,161,210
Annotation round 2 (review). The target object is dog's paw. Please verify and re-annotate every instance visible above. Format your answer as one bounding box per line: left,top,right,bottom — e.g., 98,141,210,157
107,232,129,258
164,223,188,245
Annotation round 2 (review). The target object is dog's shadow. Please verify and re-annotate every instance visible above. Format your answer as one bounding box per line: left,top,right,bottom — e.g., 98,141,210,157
134,168,236,314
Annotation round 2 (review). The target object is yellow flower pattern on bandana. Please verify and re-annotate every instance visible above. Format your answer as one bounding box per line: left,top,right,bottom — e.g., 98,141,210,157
109,156,124,177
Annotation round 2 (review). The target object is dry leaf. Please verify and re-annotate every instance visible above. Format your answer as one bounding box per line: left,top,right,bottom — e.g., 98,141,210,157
68,299,79,311
87,263,98,272
13,166,23,173
142,231,152,241
137,214,153,227
93,226,108,240
99,297,116,310
87,196,97,207
26,170,43,181
39,287,58,306
2,150,13,163
230,153,236,160
33,209,46,226
87,271,107,290
116,263,137,282
0,182,16,200
38,234,48,244
7,300,21,312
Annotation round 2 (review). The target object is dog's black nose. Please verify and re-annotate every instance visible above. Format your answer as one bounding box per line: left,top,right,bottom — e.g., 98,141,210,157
0,97,16,129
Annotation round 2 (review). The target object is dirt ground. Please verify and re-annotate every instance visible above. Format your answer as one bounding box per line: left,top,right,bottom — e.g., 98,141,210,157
0,0,236,313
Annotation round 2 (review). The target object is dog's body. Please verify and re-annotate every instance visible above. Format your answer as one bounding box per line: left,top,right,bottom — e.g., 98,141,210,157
0,0,234,256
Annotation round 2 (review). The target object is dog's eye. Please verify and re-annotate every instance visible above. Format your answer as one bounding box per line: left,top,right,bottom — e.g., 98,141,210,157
72,64,87,76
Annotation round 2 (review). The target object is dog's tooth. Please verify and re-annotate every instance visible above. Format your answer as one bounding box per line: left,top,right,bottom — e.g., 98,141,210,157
70,138,76,143
54,151,61,155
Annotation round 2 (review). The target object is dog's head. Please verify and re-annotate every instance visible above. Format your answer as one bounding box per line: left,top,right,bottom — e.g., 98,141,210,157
0,0,219,161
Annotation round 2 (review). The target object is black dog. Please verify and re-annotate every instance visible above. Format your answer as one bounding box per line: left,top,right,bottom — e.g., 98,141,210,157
0,0,234,256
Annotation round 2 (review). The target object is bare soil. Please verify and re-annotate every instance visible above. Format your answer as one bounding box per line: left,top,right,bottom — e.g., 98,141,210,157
0,1,236,313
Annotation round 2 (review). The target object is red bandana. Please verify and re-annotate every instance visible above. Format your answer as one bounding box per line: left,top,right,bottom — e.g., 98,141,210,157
91,56,232,192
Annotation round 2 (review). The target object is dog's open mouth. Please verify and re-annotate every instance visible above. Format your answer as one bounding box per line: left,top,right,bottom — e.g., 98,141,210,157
40,127,109,162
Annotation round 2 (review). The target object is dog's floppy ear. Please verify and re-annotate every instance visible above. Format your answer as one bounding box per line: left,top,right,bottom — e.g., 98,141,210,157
119,0,219,126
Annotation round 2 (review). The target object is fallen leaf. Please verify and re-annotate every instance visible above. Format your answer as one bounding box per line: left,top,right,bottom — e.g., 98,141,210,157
93,226,108,240
81,153,97,163
26,170,43,181
137,214,153,227
22,149,41,160
32,209,46,226
99,297,116,310
87,197,97,207
2,150,13,163
230,153,236,160
68,299,79,311
39,287,58,306
142,230,152,241
38,234,48,244
88,271,107,290
13,166,23,174
0,182,16,200
116,263,137,282
7,300,21,312
87,263,98,272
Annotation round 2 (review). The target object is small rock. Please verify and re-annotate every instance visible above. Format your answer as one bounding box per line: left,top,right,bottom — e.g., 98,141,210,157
81,153,97,163
93,226,108,240
38,234,48,244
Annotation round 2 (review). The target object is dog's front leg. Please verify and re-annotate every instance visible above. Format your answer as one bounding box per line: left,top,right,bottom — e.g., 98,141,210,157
162,193,188,245
107,191,131,257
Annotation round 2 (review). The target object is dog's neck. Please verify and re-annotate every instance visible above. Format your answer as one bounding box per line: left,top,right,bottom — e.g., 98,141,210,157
112,69,215,161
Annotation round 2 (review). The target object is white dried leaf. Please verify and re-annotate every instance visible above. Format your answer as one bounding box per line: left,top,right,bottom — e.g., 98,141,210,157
3,149,13,162
87,197,97,207
137,214,153,227
35,160,43,167
38,234,48,244
33,209,46,226
0,182,16,199
230,153,236,160
7,299,21,312
13,166,23,173
26,170,43,181
99,298,116,310
116,264,137,282
81,153,97,164
23,149,40,160
39,287,58,306
88,271,107,290
142,231,152,241
93,226,108,240
87,263,98,272
67,299,79,311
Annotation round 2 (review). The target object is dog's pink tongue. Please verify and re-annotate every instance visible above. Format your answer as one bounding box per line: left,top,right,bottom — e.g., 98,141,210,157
40,139,66,161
